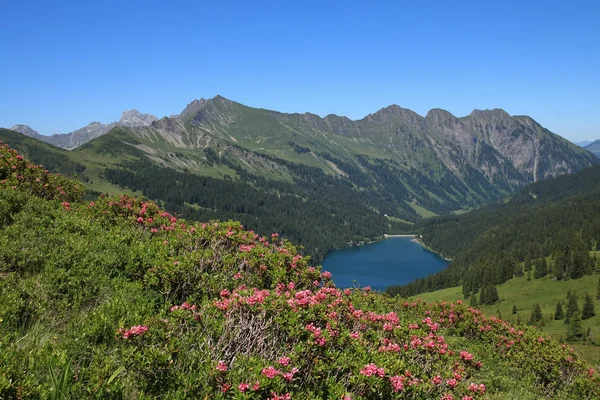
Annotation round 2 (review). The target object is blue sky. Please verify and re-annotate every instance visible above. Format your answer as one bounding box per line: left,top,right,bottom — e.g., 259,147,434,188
1,0,598,141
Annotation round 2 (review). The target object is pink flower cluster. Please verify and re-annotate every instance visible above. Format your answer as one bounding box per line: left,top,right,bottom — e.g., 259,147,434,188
468,383,486,394
359,363,385,378
117,325,149,339
170,301,197,312
216,361,228,372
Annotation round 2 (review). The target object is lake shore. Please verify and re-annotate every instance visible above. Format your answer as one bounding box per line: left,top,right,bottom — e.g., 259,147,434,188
343,234,452,262
383,234,416,238
411,236,453,262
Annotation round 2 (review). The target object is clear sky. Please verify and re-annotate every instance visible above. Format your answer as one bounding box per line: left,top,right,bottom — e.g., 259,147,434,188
1,0,598,141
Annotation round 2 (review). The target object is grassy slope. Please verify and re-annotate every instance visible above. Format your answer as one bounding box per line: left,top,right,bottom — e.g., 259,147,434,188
2,142,599,399
0,128,136,196
415,271,600,364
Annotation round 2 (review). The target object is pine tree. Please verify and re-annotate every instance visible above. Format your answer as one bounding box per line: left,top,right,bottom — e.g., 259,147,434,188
565,290,579,324
534,258,548,279
567,311,584,341
513,261,523,277
479,286,487,305
512,304,517,315
554,249,568,280
585,255,595,275
523,256,532,272
530,304,543,324
469,293,478,307
570,235,588,279
582,293,596,320
480,285,499,305
526,270,531,281
554,301,564,320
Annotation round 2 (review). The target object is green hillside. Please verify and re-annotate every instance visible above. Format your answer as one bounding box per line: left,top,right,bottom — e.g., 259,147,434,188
1,139,599,399
415,271,600,364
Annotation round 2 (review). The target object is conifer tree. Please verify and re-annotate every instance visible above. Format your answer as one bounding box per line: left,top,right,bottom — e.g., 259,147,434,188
567,311,584,341
530,304,543,324
480,284,499,305
479,286,487,305
526,270,531,281
554,249,568,280
585,255,595,275
513,261,523,277
534,258,548,279
554,301,564,320
565,290,579,324
469,293,478,307
512,304,517,315
523,256,532,272
582,293,596,320
570,235,588,279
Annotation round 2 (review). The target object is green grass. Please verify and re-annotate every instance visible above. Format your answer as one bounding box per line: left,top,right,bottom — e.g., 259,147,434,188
387,216,414,225
415,272,600,365
405,200,439,218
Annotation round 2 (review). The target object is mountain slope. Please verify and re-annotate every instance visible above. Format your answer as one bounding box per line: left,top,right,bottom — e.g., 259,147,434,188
11,109,158,150
1,143,598,399
388,163,600,298
79,96,596,218
0,128,87,177
584,140,600,158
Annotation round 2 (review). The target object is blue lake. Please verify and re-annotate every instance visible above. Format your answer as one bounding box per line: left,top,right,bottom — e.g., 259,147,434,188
321,237,450,292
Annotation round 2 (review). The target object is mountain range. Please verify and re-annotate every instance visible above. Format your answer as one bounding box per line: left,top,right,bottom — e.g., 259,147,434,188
11,110,158,150
1,96,597,260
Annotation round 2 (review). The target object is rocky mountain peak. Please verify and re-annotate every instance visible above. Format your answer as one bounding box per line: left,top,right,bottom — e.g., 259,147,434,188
425,108,457,124
11,124,42,139
119,110,158,127
469,108,511,120
368,105,424,126
179,98,208,121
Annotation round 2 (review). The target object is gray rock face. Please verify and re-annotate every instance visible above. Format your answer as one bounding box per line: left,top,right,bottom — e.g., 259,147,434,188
11,110,158,150
11,124,45,140
119,110,159,127
178,98,208,122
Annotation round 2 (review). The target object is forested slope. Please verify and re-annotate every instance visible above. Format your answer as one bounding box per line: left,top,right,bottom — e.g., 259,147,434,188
389,165,600,297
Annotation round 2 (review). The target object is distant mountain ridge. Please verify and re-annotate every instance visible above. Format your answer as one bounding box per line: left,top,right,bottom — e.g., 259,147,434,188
2,95,596,223
11,109,157,150
168,96,595,183
584,140,600,158
576,140,593,147
6,95,596,207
